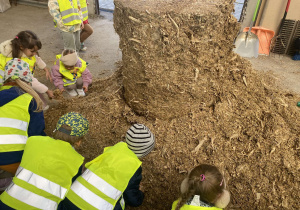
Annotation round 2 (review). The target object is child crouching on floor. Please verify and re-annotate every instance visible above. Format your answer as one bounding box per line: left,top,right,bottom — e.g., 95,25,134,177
51,49,92,97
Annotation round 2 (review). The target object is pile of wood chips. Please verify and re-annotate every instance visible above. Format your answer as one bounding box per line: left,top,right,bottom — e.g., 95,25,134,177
45,0,300,209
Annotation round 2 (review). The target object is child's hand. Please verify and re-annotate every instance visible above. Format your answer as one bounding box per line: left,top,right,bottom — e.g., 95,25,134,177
139,183,144,192
83,86,88,92
46,90,54,99
44,68,53,83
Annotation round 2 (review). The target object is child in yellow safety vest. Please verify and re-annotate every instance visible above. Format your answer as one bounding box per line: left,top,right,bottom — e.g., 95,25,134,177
58,124,155,210
172,164,231,210
48,0,83,52
51,49,92,97
0,58,45,192
0,112,89,209
0,30,54,110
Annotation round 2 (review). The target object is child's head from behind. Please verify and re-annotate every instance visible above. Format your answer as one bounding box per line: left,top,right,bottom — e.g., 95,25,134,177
53,112,89,147
4,58,33,84
3,58,43,111
60,49,78,70
125,124,155,158
176,164,230,210
11,31,41,58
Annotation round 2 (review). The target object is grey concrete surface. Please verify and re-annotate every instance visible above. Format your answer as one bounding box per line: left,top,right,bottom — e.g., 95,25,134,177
247,54,300,95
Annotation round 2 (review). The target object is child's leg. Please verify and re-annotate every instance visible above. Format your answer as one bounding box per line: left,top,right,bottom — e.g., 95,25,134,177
65,84,77,91
60,31,77,51
65,84,78,97
74,30,81,52
80,24,94,43
76,77,83,89
75,78,85,96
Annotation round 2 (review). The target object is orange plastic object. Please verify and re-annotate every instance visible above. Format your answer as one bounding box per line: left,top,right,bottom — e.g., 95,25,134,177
243,27,275,55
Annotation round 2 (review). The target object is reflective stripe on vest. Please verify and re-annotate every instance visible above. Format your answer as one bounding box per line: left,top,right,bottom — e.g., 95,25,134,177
68,169,122,209
64,78,77,86
66,142,141,209
171,200,222,210
16,166,67,199
56,54,87,86
82,8,88,21
0,136,84,209
60,7,78,17
0,118,28,131
0,93,32,152
79,0,88,21
71,180,114,210
63,13,81,25
81,169,122,200
57,0,81,26
0,135,27,145
5,183,58,210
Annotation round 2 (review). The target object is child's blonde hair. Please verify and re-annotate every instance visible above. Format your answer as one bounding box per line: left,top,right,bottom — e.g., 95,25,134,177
175,164,224,210
8,78,43,112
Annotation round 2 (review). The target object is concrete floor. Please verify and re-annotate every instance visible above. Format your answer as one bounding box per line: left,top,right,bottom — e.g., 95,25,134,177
0,4,121,92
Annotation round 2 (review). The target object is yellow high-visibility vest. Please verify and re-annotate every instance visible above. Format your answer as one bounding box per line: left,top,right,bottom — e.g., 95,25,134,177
66,142,142,210
56,0,81,26
79,0,88,21
172,200,222,210
0,136,84,209
0,92,32,153
56,54,87,86
0,85,13,91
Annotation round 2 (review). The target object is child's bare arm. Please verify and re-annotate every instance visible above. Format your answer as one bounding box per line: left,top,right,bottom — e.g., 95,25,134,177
44,67,53,83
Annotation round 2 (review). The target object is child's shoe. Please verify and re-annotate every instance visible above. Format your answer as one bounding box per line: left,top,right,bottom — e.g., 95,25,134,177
66,89,78,97
80,43,87,51
43,105,50,111
76,89,86,97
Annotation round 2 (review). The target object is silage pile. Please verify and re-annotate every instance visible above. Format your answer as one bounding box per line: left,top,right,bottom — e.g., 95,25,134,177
45,0,300,209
